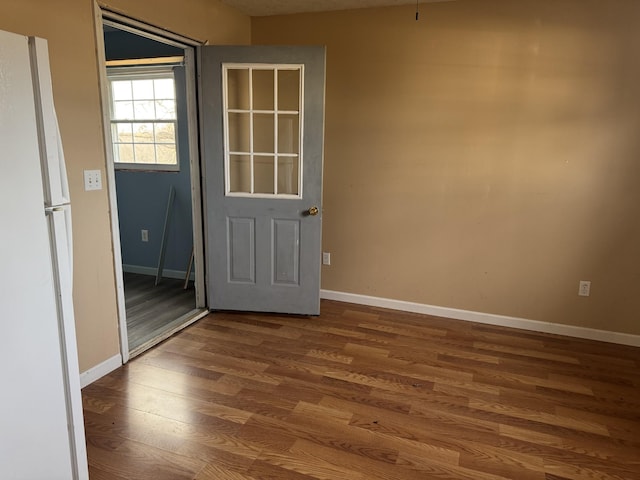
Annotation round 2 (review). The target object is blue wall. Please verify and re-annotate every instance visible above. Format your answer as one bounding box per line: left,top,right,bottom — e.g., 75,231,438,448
105,27,194,275
104,28,183,60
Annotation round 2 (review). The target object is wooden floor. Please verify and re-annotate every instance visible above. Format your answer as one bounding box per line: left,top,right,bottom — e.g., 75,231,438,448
83,300,640,480
124,272,196,352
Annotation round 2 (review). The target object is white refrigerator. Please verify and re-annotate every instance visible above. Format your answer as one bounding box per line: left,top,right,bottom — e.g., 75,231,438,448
0,29,89,479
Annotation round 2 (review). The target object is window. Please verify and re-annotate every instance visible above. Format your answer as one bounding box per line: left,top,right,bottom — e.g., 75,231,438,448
223,64,303,197
108,68,178,171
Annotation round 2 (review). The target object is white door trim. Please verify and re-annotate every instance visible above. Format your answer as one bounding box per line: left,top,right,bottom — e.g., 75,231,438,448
184,47,206,308
99,6,204,48
93,3,128,363
93,2,206,364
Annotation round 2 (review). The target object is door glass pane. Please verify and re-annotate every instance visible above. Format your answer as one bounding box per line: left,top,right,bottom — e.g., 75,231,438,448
229,155,251,193
277,157,299,195
278,69,300,111
253,69,274,111
254,156,275,194
278,114,299,154
227,68,249,110
228,112,250,152
253,113,274,153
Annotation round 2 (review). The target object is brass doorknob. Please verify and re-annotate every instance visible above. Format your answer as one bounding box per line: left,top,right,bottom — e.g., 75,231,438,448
307,206,319,216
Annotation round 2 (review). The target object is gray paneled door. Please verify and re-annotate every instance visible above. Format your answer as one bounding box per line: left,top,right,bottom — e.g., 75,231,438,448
201,46,325,315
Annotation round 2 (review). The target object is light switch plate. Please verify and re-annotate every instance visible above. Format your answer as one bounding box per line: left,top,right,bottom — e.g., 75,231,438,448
84,169,102,191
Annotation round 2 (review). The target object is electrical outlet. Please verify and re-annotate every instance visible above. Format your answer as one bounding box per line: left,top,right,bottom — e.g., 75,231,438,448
322,252,331,265
83,169,102,191
578,280,591,297
141,229,149,242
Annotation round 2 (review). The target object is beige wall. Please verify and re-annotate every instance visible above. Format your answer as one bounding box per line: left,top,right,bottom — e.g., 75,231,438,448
3,0,638,376
0,0,250,372
253,0,640,335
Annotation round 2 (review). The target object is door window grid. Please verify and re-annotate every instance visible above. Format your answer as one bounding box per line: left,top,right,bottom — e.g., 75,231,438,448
223,64,303,197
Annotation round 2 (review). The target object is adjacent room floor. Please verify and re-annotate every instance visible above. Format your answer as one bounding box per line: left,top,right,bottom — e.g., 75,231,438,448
82,300,640,479
124,272,196,353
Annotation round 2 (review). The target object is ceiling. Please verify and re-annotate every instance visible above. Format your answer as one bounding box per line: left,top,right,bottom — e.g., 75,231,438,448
218,0,455,17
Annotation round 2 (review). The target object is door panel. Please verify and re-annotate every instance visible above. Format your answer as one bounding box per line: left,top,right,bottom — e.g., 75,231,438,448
228,217,255,283
273,219,300,286
201,46,325,315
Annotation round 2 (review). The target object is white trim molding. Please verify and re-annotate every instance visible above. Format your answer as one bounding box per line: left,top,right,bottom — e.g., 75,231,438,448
320,289,640,348
128,309,209,359
123,264,195,281
80,354,122,388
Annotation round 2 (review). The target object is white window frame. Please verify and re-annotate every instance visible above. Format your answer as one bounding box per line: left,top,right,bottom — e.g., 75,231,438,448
107,66,180,172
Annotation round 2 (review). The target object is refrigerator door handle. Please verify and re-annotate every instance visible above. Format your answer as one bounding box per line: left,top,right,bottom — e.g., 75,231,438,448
30,37,71,207
45,206,64,214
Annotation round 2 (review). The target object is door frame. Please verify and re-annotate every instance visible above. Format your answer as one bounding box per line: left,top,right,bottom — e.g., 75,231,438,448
93,3,206,363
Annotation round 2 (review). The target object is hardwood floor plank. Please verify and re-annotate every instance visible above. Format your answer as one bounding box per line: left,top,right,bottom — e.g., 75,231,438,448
83,300,640,479
176,438,257,475
193,463,253,480
470,399,611,436
285,438,426,480
256,440,365,480
396,451,515,480
458,453,546,480
499,424,640,465
87,438,205,480
542,459,632,480
239,409,401,466
88,465,131,480
245,459,318,479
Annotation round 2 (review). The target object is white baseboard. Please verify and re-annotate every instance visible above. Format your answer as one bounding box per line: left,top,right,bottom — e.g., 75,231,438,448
320,289,640,348
80,354,122,388
123,264,195,281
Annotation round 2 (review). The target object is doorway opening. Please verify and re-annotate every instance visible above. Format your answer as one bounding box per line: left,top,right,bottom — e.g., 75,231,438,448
96,10,207,361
